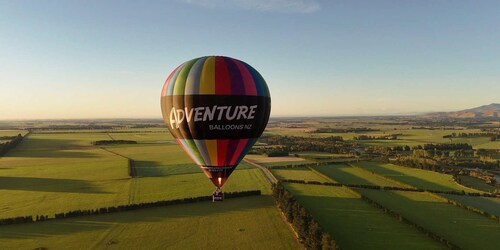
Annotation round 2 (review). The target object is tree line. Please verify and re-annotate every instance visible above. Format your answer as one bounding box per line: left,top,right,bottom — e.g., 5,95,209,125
353,134,400,140
312,127,379,133
272,182,339,250
0,190,261,226
443,132,499,141
0,133,24,156
257,135,359,155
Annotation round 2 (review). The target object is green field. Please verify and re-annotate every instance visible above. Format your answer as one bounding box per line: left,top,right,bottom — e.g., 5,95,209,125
0,133,131,218
441,194,500,217
358,189,500,250
270,167,332,182
0,196,299,249
284,183,445,250
0,132,271,218
355,162,481,192
458,175,498,193
313,164,409,187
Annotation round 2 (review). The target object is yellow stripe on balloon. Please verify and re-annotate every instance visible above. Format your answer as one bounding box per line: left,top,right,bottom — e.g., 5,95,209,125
199,56,215,94
204,140,218,166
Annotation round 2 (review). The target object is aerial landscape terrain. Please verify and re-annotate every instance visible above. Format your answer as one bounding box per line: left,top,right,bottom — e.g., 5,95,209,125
1,1,500,249
0,104,498,249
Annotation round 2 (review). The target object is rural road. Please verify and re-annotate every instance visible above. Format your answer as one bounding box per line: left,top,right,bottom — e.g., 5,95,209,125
243,159,278,184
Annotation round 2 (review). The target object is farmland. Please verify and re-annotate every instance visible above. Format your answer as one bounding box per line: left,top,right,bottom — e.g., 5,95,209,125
313,164,409,187
0,128,298,249
358,189,500,250
353,162,481,192
0,115,498,249
284,183,445,250
0,196,298,249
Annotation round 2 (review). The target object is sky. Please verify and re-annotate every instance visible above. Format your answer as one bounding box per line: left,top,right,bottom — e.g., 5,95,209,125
0,0,499,119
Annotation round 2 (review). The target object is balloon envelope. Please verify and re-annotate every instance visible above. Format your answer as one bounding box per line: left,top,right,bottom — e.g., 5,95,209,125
161,56,271,187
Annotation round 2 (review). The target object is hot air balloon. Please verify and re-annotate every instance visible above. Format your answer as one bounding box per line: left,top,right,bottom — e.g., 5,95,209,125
160,56,271,201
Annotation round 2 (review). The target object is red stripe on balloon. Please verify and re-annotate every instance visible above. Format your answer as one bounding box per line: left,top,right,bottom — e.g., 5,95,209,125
215,57,231,95
232,59,257,96
217,139,230,166
229,138,249,165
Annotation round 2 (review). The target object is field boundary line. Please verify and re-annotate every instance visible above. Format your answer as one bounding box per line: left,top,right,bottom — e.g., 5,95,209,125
98,147,137,178
0,191,262,226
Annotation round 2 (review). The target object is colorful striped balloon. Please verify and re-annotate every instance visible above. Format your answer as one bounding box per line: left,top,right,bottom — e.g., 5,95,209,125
161,56,271,188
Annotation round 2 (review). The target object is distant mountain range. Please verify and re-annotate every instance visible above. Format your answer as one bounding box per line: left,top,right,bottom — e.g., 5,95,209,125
424,103,500,118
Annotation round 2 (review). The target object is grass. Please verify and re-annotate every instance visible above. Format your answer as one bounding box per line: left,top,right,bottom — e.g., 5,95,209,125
358,189,500,250
313,164,409,187
0,133,271,219
0,133,132,219
441,194,500,217
129,168,272,204
270,167,332,182
284,183,445,250
355,162,481,193
0,196,299,250
458,175,498,193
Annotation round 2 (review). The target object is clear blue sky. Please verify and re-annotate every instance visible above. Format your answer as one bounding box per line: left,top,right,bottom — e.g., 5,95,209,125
1,0,499,119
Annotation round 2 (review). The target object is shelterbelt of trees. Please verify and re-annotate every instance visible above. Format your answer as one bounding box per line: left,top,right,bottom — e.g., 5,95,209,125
257,135,357,155
443,132,499,141
0,133,24,156
272,183,339,250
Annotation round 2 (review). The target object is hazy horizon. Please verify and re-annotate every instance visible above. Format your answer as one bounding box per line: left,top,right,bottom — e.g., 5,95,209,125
1,1,499,119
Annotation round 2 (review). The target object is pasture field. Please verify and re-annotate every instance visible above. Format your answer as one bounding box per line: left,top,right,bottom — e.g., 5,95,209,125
284,183,445,250
458,175,498,193
245,155,315,168
441,194,500,217
354,162,481,193
107,130,173,143
129,169,271,204
245,154,306,163
0,196,299,250
270,167,332,183
313,164,409,187
0,133,131,219
0,132,271,219
357,189,500,250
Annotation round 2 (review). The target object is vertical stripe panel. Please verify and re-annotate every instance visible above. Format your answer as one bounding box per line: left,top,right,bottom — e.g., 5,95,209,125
236,138,257,164
167,64,183,96
185,57,206,95
224,58,245,95
229,139,248,165
215,57,231,95
199,56,215,94
233,59,257,96
217,139,229,166
161,65,179,96
173,59,197,95
205,140,218,165
194,139,210,166
224,139,239,165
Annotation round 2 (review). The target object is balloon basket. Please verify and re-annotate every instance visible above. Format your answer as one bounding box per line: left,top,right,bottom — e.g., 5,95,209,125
212,188,224,202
